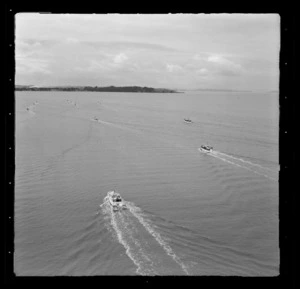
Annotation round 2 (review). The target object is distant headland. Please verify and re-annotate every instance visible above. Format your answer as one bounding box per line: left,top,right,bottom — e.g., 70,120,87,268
15,85,180,93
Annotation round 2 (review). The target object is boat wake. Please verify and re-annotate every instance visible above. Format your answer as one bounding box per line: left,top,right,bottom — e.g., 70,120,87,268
126,202,190,275
99,196,189,275
199,149,278,181
91,117,141,135
215,151,277,172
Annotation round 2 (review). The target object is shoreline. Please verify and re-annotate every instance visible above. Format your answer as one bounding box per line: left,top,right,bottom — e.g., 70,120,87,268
15,85,181,93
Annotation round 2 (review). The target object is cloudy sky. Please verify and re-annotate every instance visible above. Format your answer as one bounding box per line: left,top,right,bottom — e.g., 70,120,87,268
15,14,280,90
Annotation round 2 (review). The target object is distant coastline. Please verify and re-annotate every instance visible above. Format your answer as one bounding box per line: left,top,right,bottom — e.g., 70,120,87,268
180,88,278,93
183,88,253,93
15,85,180,93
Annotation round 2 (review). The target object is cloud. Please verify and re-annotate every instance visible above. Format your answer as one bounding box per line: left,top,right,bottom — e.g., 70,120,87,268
166,63,183,73
84,41,179,53
113,53,129,64
16,39,43,58
193,54,207,61
196,68,208,75
206,54,243,76
66,37,80,44
16,57,52,75
207,54,241,69
75,60,104,72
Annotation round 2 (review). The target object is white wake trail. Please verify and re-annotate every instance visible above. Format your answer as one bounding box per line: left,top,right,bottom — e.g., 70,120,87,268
214,151,277,173
207,152,277,181
100,196,190,275
92,118,143,135
127,203,190,275
100,198,157,275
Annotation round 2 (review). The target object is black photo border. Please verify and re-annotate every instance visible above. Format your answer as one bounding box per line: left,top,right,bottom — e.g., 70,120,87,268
4,5,297,288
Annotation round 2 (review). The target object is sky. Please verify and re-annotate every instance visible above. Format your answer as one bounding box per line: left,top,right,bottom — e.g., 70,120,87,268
15,14,280,91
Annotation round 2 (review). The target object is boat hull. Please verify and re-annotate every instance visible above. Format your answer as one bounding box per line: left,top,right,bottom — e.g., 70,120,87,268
199,147,213,153
107,191,127,211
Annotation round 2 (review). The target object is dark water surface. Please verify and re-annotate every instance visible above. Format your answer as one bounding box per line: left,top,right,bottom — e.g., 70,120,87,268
15,91,279,275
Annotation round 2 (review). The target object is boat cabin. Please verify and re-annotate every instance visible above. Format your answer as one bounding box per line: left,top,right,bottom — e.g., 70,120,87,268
201,145,213,151
112,194,122,202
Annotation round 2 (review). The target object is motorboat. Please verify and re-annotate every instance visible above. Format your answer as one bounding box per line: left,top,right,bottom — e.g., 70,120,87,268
184,118,192,123
107,191,127,211
199,145,213,153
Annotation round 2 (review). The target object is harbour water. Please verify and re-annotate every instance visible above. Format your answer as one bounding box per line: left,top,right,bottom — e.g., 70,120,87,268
14,91,279,276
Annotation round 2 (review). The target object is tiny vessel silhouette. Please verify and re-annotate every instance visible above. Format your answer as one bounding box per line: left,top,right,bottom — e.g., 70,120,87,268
184,118,192,123
199,145,213,153
107,191,127,211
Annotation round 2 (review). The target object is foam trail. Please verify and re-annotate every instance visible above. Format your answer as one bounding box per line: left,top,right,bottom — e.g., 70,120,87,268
214,151,277,173
100,197,190,275
92,118,139,134
207,152,277,181
127,202,190,275
101,197,156,275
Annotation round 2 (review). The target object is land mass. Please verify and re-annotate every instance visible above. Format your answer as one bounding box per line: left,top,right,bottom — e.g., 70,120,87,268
15,85,179,93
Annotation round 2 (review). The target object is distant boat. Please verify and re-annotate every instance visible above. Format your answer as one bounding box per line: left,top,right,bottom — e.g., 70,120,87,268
199,145,213,153
107,191,127,211
184,118,192,123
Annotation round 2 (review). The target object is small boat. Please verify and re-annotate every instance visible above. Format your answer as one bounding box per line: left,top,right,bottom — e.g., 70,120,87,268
184,118,192,123
199,145,213,153
107,191,127,211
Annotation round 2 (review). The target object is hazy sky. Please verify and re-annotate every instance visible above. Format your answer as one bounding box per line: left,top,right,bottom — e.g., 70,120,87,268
15,13,280,90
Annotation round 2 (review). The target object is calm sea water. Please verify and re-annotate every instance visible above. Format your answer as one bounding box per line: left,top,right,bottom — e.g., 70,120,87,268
14,91,279,276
